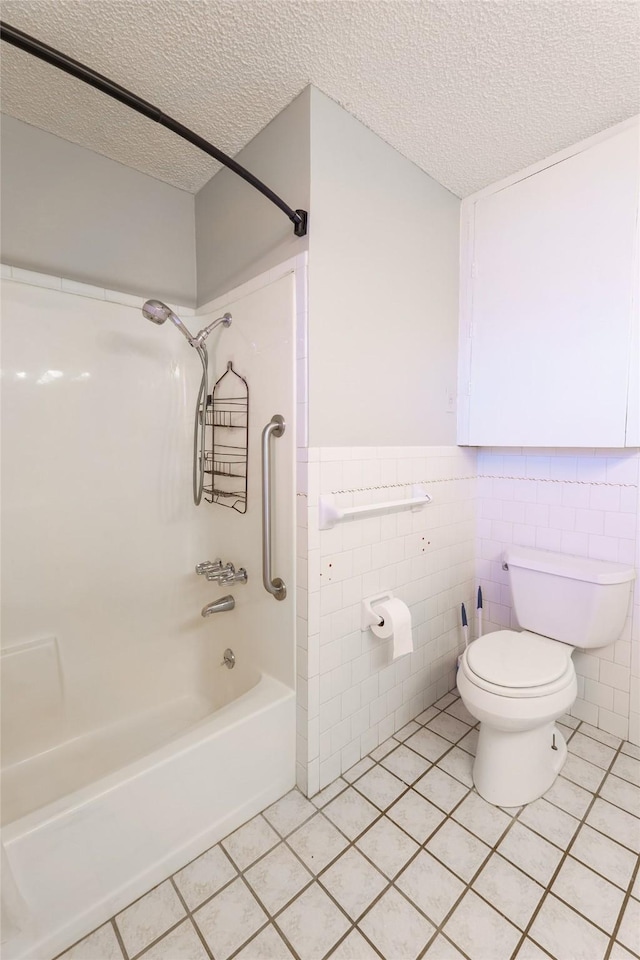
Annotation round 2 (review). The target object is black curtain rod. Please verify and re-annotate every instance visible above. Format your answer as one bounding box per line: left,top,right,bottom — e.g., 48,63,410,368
0,21,308,237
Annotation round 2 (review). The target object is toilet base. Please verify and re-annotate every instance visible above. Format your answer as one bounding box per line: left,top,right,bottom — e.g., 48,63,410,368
472,721,567,807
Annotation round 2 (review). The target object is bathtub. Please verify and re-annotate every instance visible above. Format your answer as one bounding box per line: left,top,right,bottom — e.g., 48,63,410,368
1,671,296,960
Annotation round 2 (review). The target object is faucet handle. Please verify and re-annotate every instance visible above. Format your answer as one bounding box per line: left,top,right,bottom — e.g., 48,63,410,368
206,562,235,582
196,559,222,575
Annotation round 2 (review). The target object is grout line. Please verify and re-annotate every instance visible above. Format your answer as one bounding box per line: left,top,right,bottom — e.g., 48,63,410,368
511,737,631,958
111,918,130,960
57,698,639,960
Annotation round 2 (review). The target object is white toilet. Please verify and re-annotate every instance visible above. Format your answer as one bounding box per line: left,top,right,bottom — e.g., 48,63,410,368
457,546,635,807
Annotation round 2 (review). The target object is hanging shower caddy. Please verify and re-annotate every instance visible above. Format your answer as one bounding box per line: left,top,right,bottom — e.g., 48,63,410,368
202,361,249,512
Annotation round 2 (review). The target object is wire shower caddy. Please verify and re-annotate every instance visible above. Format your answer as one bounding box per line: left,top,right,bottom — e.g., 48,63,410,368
201,360,248,512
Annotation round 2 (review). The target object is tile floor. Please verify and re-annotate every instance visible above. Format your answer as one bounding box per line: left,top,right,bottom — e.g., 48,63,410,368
57,693,640,960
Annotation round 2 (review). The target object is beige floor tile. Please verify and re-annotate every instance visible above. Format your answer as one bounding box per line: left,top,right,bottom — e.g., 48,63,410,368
396,850,465,924
561,753,607,792
276,882,350,960
529,894,609,960
586,798,640,853
578,723,622,749
343,757,374,783
173,845,236,911
423,933,467,959
326,929,380,959
381,744,430,784
457,728,479,756
437,746,474,787
414,766,470,812
222,815,280,870
497,823,563,887
473,854,544,930
543,775,593,819
395,720,421,741
359,887,435,960
139,920,209,960
443,889,521,960
552,856,625,935
287,812,349,873
323,787,379,840
568,731,617,769
353,765,406,810
319,847,387,919
115,881,185,958
387,790,445,843
426,713,471,744
611,753,640,787
452,791,511,846
233,924,295,959
600,773,640,817
263,789,316,837
58,923,124,960
519,797,580,849
355,815,419,879
405,728,451,762
415,706,439,725
571,824,636,890
426,819,491,883
445,699,477,727
311,778,348,808
617,896,640,955
244,843,312,915
194,878,267,960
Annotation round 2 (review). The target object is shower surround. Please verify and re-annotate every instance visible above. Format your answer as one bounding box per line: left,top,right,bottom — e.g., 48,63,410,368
0,258,303,960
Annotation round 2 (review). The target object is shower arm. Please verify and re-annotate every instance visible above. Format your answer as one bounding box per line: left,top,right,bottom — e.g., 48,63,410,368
0,21,308,238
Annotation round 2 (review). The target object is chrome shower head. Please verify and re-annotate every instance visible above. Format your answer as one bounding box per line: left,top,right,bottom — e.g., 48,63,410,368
142,299,195,345
142,299,171,324
194,312,233,345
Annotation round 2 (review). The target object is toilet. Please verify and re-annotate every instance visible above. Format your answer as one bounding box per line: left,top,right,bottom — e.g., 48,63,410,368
457,546,635,807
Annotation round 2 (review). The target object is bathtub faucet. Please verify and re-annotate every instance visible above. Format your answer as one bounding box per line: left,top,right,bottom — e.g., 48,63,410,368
201,595,235,617
206,563,248,585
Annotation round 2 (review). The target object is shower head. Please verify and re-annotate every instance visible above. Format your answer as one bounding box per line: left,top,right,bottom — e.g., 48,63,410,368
194,312,232,346
142,299,195,345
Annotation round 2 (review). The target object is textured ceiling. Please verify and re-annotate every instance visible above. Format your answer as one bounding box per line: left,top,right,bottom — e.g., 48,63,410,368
1,0,639,198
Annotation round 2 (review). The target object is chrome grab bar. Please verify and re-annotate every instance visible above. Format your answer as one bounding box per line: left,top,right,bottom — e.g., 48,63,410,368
261,415,287,601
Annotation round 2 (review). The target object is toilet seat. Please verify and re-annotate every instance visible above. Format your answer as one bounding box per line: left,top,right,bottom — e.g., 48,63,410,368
462,630,575,699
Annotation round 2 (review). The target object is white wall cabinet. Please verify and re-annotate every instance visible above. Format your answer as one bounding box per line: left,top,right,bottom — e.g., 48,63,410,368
458,118,639,448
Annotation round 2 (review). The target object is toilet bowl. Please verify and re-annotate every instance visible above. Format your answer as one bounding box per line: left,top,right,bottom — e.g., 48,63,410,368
457,547,634,807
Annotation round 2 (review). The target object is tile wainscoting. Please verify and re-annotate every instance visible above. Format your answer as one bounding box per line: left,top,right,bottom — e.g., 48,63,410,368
476,448,640,744
296,446,477,796
296,446,640,799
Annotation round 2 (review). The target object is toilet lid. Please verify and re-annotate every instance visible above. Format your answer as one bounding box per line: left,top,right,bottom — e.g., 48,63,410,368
466,630,571,688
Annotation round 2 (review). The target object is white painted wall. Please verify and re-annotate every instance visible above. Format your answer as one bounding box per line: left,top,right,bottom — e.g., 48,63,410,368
0,116,196,306
195,88,310,306
308,89,460,447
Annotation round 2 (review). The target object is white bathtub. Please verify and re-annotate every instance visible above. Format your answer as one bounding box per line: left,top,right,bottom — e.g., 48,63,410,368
1,672,296,960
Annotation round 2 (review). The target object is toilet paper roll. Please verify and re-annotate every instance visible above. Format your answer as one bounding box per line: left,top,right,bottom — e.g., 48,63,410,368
371,598,413,659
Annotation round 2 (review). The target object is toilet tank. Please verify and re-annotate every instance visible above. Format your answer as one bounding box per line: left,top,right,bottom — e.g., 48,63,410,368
505,547,635,649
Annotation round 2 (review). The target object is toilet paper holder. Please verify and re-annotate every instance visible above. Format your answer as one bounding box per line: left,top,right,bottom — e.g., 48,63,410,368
361,592,393,630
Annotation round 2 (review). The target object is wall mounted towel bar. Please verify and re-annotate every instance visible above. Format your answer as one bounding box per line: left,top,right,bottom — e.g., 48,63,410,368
319,485,432,530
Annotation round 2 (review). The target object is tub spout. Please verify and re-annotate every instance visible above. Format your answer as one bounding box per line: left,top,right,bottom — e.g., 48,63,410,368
201,595,235,617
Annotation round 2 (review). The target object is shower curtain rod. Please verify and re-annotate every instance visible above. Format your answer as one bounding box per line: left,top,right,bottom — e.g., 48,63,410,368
0,21,308,237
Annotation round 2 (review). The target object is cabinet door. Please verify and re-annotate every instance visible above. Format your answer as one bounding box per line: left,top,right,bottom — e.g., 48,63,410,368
462,123,639,447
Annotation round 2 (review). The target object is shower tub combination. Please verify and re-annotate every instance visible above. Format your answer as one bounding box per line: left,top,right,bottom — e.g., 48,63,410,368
2,663,295,960
1,264,300,959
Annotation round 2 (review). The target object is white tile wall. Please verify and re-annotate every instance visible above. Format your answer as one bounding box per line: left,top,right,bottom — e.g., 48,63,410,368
476,448,640,744
297,447,477,794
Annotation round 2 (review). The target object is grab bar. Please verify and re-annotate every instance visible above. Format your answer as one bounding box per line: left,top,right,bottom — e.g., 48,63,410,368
261,415,287,601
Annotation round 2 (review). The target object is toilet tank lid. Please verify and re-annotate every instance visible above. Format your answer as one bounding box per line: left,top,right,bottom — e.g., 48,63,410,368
505,547,635,585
